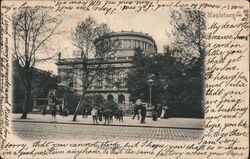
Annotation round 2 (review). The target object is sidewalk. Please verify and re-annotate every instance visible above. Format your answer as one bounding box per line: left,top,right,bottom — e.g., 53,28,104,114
12,113,204,129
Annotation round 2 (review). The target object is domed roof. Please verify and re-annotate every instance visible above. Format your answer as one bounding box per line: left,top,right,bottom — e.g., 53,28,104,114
94,31,154,42
94,31,157,53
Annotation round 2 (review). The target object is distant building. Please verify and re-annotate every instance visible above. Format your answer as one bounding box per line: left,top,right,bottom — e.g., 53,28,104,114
56,31,157,105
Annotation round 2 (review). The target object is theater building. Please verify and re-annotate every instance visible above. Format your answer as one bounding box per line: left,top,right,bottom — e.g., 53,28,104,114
56,31,157,105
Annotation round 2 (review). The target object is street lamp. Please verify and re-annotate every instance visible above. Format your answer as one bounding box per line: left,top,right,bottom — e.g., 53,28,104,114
147,74,154,107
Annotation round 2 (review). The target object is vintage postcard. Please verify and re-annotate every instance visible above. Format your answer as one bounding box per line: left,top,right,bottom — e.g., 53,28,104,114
0,0,249,158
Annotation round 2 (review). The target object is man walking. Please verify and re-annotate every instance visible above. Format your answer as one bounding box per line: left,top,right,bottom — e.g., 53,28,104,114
141,104,146,124
98,106,103,121
132,104,140,119
132,99,142,119
118,107,123,122
91,106,98,125
104,107,111,125
49,89,57,123
42,106,46,116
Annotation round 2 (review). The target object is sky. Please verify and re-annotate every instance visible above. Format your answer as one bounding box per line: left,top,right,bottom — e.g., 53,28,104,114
36,9,172,74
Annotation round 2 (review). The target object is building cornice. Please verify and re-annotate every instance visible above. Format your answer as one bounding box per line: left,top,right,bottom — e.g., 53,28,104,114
56,57,133,66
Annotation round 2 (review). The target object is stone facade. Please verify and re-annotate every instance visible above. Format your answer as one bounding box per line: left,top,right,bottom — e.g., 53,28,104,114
56,31,157,105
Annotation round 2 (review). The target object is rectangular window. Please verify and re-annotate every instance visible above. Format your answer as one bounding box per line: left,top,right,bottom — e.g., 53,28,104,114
117,72,126,87
135,40,138,48
105,73,115,88
121,40,123,48
123,40,129,48
120,73,125,87
96,75,103,88
131,40,135,48
139,41,143,49
73,78,77,87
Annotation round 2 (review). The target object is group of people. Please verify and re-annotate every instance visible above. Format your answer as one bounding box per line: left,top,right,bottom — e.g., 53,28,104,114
131,99,147,123
160,104,169,119
44,89,169,124
43,89,69,123
90,104,124,125
45,89,125,124
131,99,169,124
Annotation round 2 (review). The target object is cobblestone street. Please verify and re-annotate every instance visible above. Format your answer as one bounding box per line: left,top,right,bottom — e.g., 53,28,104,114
12,122,203,141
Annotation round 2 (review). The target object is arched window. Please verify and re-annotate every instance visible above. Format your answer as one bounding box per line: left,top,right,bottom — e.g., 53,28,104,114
107,94,114,102
118,94,125,104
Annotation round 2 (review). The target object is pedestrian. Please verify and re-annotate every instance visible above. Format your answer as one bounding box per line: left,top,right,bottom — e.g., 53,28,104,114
161,106,165,119
42,106,46,116
141,104,146,124
157,104,162,117
62,107,69,117
115,107,119,121
59,104,63,115
108,104,114,123
98,106,103,122
164,105,169,119
91,106,98,125
109,107,113,123
118,107,123,122
104,107,111,125
132,101,140,120
49,90,57,123
152,105,158,121
82,106,86,118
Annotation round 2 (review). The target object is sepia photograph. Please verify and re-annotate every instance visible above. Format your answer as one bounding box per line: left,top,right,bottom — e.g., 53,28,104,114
10,5,206,142
1,0,249,159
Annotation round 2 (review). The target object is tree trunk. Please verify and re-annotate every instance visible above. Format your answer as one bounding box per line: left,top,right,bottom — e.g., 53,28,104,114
72,97,83,121
21,70,31,119
73,62,87,121
72,89,86,121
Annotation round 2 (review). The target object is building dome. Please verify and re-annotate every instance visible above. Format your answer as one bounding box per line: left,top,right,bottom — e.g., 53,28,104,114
94,31,157,57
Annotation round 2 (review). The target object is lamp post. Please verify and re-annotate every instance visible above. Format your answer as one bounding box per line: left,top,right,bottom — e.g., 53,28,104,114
147,74,154,107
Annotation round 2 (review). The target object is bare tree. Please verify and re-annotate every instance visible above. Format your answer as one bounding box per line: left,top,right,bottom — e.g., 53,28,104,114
12,7,62,119
168,9,206,69
68,17,120,121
